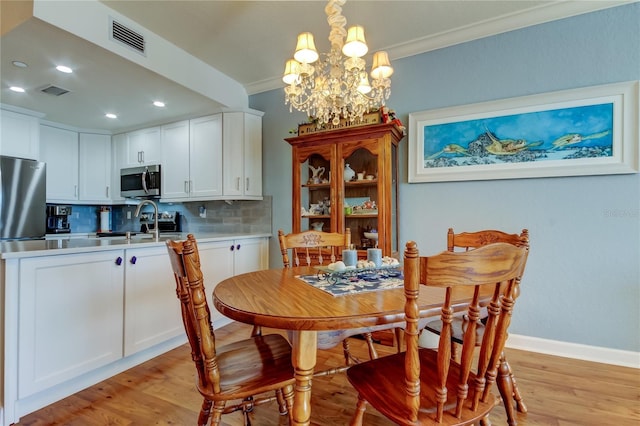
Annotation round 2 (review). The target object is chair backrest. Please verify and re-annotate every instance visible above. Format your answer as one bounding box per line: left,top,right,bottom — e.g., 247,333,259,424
166,234,219,396
278,228,351,267
448,227,529,252
448,228,529,301
403,241,529,423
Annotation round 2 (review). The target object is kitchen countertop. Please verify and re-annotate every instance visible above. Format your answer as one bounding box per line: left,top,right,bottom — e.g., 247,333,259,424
0,232,272,259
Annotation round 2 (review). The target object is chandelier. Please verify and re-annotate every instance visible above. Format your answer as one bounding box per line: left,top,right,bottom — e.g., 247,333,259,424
283,0,393,126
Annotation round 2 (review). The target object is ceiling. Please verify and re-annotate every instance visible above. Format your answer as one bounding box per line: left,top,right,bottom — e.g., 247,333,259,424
0,1,631,134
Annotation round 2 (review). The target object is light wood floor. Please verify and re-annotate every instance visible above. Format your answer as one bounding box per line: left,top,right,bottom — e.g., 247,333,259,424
17,322,639,425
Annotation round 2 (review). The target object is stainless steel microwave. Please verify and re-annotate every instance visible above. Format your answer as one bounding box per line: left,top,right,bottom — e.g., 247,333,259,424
120,165,161,198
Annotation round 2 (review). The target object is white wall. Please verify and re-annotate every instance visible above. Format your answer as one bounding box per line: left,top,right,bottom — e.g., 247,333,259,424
252,3,640,353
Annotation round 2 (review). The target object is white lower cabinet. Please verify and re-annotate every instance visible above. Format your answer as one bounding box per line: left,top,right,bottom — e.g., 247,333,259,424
6,237,268,425
197,241,235,324
18,251,125,398
197,238,268,325
123,245,183,356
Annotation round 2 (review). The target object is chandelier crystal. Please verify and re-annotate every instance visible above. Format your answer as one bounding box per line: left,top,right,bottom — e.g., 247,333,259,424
283,0,393,126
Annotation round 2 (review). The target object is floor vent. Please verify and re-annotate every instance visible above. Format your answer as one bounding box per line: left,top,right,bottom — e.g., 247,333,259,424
40,85,70,96
110,17,146,55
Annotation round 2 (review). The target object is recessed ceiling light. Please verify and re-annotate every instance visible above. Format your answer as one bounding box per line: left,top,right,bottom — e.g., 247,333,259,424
153,101,165,107
56,65,73,74
12,61,28,68
105,113,117,119
9,86,25,93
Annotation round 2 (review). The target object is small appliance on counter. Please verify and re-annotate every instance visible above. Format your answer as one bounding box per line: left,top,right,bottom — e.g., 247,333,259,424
139,211,181,233
46,205,72,234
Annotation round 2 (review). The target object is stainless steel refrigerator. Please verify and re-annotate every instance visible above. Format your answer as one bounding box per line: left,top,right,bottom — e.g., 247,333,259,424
0,155,47,240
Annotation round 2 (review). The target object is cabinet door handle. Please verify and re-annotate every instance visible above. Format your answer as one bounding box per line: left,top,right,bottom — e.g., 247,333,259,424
230,245,235,251
106,186,110,198
236,244,241,251
141,151,145,163
74,185,78,198
137,151,142,163
184,180,189,194
130,255,137,264
236,177,241,190
246,177,249,192
115,256,123,265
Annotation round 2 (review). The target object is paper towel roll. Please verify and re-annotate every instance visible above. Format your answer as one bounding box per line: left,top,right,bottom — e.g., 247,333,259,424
100,210,110,233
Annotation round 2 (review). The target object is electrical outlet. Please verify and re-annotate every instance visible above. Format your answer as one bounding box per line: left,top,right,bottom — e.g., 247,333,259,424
127,211,132,219
199,205,206,218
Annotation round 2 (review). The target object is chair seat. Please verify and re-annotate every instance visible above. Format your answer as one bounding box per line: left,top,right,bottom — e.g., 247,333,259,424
210,334,295,400
347,348,499,425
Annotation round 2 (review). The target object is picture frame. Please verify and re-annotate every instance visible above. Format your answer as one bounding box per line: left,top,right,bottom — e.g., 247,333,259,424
408,81,639,183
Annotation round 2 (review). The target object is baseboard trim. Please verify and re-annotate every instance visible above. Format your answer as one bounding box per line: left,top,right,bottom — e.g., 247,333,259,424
506,334,640,369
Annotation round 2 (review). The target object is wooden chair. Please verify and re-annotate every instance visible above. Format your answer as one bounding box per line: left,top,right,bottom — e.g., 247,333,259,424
347,241,529,426
424,228,529,424
166,234,295,426
277,228,380,371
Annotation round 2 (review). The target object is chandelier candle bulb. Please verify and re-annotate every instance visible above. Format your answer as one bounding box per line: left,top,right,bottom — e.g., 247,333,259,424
343,25,368,57
294,32,319,63
371,51,394,79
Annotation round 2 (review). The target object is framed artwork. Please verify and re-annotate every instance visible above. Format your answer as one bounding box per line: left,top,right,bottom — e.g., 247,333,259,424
408,81,639,183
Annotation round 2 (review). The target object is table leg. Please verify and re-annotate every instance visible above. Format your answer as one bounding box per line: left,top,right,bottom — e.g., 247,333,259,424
291,330,317,426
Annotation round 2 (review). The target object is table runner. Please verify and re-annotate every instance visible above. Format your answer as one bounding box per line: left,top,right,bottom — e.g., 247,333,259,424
296,269,404,297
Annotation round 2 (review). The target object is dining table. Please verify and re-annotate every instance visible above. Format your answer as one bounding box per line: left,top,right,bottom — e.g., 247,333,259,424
212,265,479,426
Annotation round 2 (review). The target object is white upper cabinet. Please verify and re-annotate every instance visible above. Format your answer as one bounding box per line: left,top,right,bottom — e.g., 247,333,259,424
40,125,79,202
222,111,263,199
189,114,223,199
124,126,161,166
41,125,112,203
111,133,127,203
79,133,111,202
161,115,223,201
160,120,191,200
0,109,40,160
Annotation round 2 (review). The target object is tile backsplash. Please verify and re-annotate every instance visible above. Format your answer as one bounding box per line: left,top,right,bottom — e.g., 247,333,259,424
55,196,272,235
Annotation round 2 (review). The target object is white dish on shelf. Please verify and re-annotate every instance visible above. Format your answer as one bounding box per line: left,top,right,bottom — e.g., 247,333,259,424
364,232,378,240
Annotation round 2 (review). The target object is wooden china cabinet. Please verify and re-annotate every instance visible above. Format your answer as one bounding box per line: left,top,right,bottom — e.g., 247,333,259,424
285,122,404,257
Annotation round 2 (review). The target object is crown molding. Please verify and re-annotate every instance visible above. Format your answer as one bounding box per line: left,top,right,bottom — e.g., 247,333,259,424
246,0,636,95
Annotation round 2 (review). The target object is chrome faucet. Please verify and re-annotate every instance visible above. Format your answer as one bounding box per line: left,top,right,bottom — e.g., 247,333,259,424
134,199,159,241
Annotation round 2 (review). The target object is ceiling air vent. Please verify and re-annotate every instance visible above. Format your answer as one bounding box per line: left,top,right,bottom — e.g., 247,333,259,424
40,85,70,96
110,18,146,55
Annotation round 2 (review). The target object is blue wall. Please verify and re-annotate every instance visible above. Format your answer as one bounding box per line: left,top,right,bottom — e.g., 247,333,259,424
251,4,640,352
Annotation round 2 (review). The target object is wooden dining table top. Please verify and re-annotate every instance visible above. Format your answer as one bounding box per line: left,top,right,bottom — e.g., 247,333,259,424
213,266,472,331
213,266,489,426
